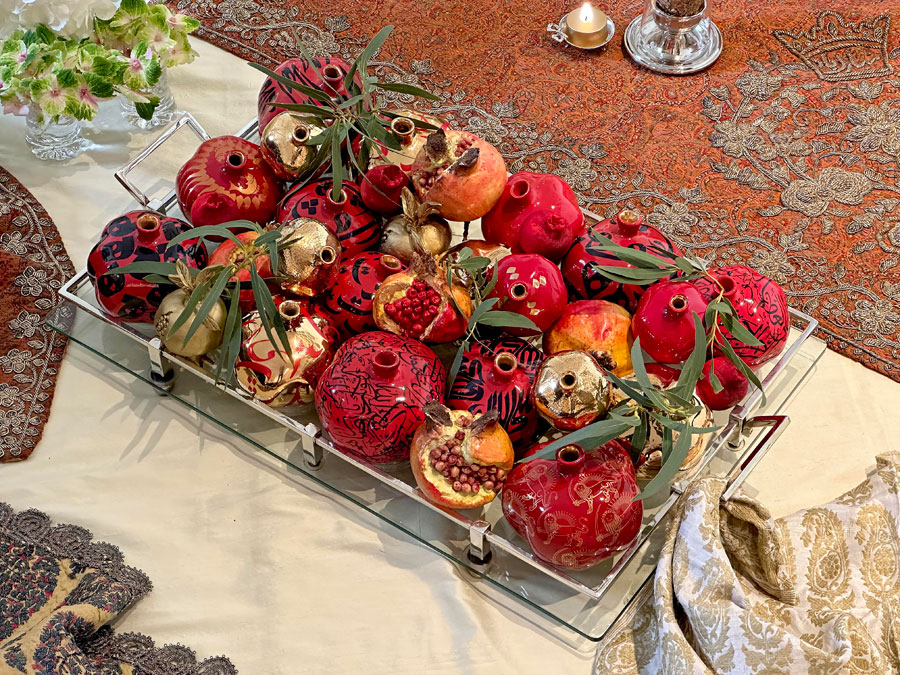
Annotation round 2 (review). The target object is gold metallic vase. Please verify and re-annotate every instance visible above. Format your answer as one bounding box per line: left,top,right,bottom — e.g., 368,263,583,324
532,351,611,431
277,217,341,297
260,112,326,180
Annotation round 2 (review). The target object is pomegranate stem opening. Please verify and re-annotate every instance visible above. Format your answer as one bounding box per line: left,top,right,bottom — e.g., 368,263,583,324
668,295,688,313
323,64,343,82
509,179,530,199
494,353,517,373
560,372,578,390
320,247,336,264
292,125,310,144
373,350,400,376
136,214,159,230
718,275,736,296
510,282,528,300
279,300,301,319
391,117,415,138
327,189,348,206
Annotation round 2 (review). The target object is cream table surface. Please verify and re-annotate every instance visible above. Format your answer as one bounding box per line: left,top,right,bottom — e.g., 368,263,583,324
1,40,899,675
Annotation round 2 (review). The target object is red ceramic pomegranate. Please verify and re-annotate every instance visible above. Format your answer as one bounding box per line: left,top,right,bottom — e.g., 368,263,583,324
694,265,789,367
645,362,681,388
360,164,409,215
487,253,567,336
208,231,273,313
176,136,282,229
441,240,511,286
257,57,359,131
314,331,446,464
410,404,515,510
278,179,381,259
501,441,643,570
563,209,682,312
409,127,507,222
87,211,208,323
632,280,708,364
481,172,584,261
321,251,405,340
447,337,544,447
373,253,472,343
696,356,749,410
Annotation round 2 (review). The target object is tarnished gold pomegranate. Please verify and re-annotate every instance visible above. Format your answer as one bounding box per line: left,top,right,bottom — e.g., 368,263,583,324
381,187,451,263
153,262,226,358
410,403,514,509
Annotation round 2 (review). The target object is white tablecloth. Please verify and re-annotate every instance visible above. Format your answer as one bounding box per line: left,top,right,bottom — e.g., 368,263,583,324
1,40,898,674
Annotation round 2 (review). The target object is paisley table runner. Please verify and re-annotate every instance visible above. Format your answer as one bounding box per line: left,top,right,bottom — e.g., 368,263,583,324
595,452,900,673
166,0,900,381
0,502,236,674
0,167,74,462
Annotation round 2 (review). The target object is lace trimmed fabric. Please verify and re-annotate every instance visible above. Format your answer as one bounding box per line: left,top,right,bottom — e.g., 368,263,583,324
0,502,236,674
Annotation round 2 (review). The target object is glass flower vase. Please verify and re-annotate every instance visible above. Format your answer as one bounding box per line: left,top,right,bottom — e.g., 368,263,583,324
623,0,723,75
24,109,85,161
120,67,176,130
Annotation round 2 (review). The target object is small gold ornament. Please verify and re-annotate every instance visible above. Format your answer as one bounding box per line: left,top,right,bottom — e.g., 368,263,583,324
259,112,326,180
532,351,611,430
380,187,451,263
153,261,227,357
277,217,341,296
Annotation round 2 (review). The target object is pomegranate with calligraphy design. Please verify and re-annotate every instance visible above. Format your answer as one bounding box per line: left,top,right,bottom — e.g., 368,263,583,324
694,265,789,367
87,211,208,323
314,331,446,464
257,56,360,131
501,442,643,570
278,179,381,258
321,252,405,339
235,298,338,407
176,136,282,229
447,337,544,447
563,210,681,313
486,253,566,336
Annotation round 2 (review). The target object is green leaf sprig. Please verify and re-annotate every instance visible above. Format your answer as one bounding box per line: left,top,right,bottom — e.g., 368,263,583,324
248,25,440,204
103,221,296,384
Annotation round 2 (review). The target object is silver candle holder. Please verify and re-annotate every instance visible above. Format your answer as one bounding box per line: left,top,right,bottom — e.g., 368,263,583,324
624,0,722,75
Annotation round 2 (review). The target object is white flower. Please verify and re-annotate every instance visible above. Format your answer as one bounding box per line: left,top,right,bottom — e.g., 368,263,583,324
0,0,121,40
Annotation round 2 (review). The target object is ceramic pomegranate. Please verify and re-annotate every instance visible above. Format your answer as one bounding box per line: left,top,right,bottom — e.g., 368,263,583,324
360,164,409,215
208,231,273,313
259,111,327,180
543,300,634,376
696,356,748,410
487,253,566,336
410,403,515,510
278,179,380,259
369,111,445,172
631,397,713,480
441,240,511,286
153,263,226,358
694,265,789,366
277,217,341,297
314,331,446,464
531,351,612,431
380,188,451,263
481,172,585,261
235,298,339,407
87,211,208,323
321,252,405,339
501,441,643,570
409,127,507,222
563,209,682,312
632,280,708,364
447,337,544,447
176,136,282,229
373,253,472,343
257,56,359,131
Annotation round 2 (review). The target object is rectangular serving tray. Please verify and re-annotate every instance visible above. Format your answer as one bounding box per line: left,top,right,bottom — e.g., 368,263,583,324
49,112,827,643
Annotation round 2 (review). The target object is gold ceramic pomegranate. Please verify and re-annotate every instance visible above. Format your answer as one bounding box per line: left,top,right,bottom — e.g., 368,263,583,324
277,217,341,296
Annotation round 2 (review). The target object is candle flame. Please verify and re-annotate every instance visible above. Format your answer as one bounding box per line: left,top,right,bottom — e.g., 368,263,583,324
580,2,593,24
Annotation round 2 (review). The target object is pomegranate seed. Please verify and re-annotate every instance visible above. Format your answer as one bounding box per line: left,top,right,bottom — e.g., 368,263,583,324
447,455,457,465
461,484,472,493
430,449,440,460
471,482,480,492
450,467,459,478
483,481,495,491
455,431,465,440
496,470,506,480
458,417,471,428
452,481,462,491
407,288,418,298
434,461,446,471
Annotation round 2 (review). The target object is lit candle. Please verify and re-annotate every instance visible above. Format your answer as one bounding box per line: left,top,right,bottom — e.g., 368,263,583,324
563,2,610,48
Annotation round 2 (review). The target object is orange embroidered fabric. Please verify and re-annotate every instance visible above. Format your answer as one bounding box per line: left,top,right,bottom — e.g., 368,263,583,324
167,0,900,381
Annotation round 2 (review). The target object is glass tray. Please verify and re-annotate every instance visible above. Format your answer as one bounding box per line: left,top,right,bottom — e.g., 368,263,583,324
48,113,827,643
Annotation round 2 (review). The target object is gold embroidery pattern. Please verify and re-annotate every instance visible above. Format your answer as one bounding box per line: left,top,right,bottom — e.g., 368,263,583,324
800,507,853,626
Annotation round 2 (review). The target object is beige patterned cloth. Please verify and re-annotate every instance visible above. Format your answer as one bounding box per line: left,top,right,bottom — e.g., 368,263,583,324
597,452,900,674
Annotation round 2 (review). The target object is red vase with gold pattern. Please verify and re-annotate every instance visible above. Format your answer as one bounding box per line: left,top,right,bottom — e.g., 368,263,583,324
321,252,405,340
501,441,643,570
447,337,544,447
257,57,359,131
176,136,282,229
487,253,566,336
314,331,446,464
481,172,585,261
235,298,339,407
278,178,381,258
694,265,789,366
87,211,208,323
563,209,681,312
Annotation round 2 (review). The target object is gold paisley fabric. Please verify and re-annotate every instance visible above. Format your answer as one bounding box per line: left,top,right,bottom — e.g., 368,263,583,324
596,452,900,674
